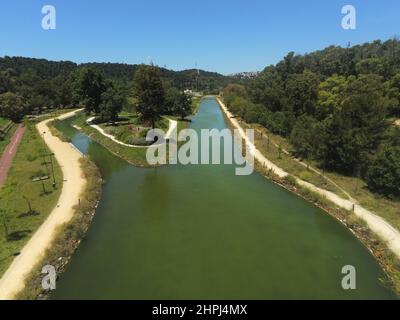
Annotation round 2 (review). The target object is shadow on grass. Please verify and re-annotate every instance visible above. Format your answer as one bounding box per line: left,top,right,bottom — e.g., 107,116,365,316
18,210,40,218
7,229,31,241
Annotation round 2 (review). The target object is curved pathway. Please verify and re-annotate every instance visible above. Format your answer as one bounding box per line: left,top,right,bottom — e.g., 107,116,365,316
86,117,177,148
0,109,86,299
217,97,400,259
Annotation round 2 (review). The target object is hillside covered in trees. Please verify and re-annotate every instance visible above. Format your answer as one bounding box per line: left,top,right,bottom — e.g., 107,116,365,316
0,56,235,122
223,38,400,199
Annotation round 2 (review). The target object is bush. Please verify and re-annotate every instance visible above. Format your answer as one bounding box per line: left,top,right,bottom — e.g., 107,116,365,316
127,135,152,146
298,170,313,182
283,174,297,186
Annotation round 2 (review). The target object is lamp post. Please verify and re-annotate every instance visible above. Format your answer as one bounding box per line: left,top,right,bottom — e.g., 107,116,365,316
41,131,50,176
48,152,56,188
42,131,56,188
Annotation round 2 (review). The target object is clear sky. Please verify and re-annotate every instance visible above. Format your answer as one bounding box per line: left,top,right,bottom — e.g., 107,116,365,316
0,0,399,74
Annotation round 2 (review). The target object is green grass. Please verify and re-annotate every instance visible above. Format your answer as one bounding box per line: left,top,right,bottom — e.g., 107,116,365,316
322,170,400,231
73,99,203,167
242,120,349,199
238,117,400,232
70,114,151,166
0,121,63,276
15,157,102,300
191,97,202,115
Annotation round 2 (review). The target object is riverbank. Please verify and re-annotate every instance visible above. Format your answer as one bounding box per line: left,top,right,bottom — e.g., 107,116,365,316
216,96,400,295
16,157,101,299
61,99,202,167
86,116,178,148
0,109,87,299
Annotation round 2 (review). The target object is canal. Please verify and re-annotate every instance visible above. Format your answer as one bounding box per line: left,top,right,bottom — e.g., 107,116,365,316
52,97,395,299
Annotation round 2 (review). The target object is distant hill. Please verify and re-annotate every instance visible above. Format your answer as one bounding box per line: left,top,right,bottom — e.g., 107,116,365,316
0,56,238,92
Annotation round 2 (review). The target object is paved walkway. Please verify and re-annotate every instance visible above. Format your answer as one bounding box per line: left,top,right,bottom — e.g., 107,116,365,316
0,125,26,187
217,97,400,259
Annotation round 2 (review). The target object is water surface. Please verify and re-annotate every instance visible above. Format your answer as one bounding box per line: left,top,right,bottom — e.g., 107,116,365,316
52,97,395,299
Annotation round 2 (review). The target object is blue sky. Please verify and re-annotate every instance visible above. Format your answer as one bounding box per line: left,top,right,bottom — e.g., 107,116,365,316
0,0,399,74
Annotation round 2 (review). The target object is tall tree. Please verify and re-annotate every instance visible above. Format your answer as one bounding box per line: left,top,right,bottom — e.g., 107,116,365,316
0,92,25,122
76,68,106,114
98,82,125,122
133,65,165,128
175,93,192,120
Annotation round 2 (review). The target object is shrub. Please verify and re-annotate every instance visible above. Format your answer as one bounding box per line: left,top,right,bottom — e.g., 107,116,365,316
283,174,297,186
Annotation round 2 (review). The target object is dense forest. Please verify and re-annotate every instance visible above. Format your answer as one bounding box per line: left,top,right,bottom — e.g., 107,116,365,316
0,56,235,122
223,38,400,199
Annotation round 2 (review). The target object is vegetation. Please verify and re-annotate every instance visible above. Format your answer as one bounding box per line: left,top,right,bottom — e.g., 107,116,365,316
0,117,16,154
15,157,102,300
0,56,238,124
0,121,63,276
133,65,166,128
223,38,400,199
165,87,192,120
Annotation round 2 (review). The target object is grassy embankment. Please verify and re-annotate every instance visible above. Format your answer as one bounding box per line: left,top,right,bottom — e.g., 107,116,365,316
242,120,400,232
0,120,63,276
63,97,203,167
220,98,400,296
15,156,102,299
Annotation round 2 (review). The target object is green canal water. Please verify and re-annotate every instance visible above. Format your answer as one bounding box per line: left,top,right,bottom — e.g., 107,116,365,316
52,97,395,299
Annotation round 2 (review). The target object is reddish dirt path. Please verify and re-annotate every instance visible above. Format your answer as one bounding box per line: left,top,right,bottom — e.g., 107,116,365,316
0,125,26,187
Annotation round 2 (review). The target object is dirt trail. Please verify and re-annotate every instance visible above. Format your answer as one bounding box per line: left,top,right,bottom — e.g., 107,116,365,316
0,110,86,300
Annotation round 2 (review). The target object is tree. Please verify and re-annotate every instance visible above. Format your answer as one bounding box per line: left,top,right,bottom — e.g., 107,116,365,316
98,82,125,122
133,65,165,128
76,68,106,114
0,92,25,121
317,75,347,119
174,93,192,120
290,115,318,158
248,70,284,112
164,86,180,114
286,70,319,117
365,146,400,198
223,84,246,106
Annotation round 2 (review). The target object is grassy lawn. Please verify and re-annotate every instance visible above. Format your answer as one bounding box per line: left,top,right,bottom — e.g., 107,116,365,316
97,113,169,147
70,99,203,167
69,113,151,166
0,121,63,276
191,97,202,115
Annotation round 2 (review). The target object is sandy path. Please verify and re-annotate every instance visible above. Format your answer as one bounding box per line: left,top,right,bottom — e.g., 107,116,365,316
86,116,177,148
0,109,86,300
0,125,26,187
217,97,400,259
